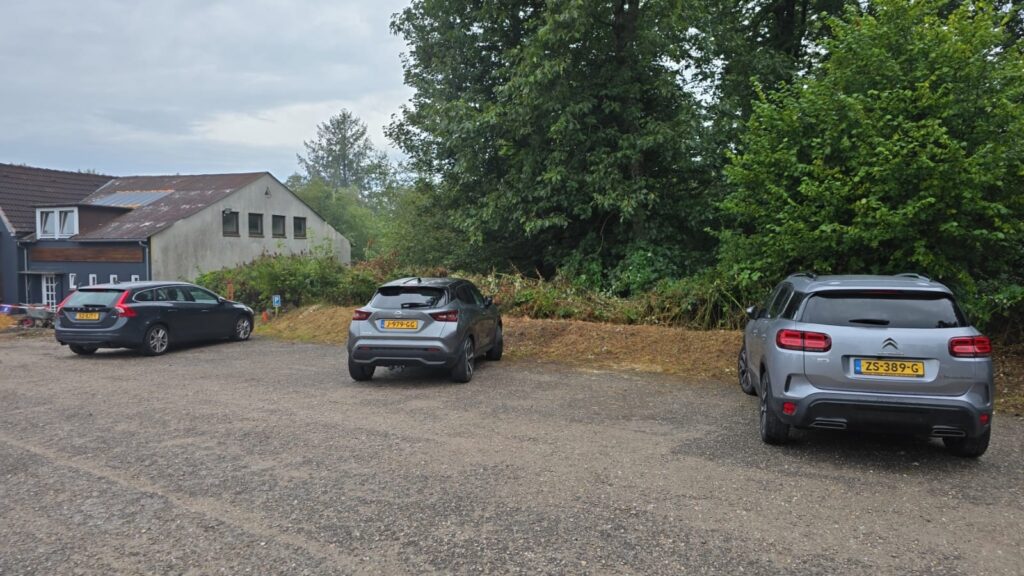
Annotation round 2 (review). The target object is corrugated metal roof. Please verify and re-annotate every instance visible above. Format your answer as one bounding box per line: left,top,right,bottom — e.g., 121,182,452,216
0,164,113,235
88,190,172,208
74,172,267,241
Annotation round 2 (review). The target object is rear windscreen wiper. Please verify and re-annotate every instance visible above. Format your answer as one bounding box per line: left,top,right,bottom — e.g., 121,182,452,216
401,302,434,309
848,318,890,326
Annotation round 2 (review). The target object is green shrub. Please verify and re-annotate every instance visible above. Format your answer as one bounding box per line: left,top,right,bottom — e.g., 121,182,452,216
196,250,1020,339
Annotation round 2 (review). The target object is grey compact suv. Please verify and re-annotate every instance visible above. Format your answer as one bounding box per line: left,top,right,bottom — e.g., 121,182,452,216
739,273,993,457
347,277,503,383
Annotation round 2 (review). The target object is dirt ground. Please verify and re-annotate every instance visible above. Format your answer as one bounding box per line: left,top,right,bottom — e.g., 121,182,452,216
1,335,1023,575
258,306,1024,415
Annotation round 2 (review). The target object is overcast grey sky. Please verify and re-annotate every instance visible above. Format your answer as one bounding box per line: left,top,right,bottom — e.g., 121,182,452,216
0,0,412,180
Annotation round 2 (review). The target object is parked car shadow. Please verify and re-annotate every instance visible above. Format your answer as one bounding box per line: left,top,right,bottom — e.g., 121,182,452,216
58,338,247,359
348,362,495,389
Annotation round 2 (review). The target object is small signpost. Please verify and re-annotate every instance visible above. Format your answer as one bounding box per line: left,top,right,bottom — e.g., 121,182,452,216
272,294,281,317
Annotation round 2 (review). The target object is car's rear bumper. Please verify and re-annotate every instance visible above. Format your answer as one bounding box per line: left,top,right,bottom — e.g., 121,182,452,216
348,338,457,368
780,393,990,438
55,326,143,348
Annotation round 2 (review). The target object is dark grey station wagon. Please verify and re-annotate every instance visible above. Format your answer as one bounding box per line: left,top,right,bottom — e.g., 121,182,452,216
55,281,254,356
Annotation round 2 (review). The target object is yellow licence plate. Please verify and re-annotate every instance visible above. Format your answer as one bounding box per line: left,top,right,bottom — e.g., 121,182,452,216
75,312,100,321
381,319,418,330
854,358,925,378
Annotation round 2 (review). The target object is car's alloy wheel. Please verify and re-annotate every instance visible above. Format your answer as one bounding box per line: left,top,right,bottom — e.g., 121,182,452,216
452,337,475,383
738,346,756,395
143,325,169,356
759,371,790,445
233,315,252,341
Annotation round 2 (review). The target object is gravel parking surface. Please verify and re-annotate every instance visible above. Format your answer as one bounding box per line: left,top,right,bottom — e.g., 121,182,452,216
1,335,1022,575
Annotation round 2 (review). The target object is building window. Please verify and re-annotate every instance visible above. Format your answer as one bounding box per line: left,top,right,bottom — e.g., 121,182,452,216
59,210,76,236
293,217,307,239
272,215,286,238
222,211,239,236
109,274,119,284
88,274,97,286
42,274,57,308
248,213,264,237
131,274,140,282
68,273,77,290
36,208,78,239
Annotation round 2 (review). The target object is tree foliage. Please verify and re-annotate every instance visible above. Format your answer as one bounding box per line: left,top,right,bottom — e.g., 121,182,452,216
297,109,391,201
389,0,717,283
722,0,1024,321
290,109,404,261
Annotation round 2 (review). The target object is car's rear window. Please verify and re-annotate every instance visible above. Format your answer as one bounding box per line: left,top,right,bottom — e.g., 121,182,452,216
64,289,124,308
801,291,965,329
370,287,447,309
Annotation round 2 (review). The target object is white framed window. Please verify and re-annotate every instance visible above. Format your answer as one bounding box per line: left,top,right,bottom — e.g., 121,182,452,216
36,208,78,239
109,274,119,284
42,274,57,308
88,274,97,286
68,273,77,290
130,274,140,282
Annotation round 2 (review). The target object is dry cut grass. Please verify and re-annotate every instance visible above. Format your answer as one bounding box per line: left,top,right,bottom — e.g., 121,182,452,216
0,315,15,330
257,306,1024,415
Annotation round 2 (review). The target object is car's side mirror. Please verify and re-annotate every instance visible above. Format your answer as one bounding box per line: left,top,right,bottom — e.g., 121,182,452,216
217,296,227,304
483,296,494,308
745,306,758,319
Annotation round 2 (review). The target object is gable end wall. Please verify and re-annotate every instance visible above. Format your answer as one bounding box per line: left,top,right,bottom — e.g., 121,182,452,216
149,175,351,281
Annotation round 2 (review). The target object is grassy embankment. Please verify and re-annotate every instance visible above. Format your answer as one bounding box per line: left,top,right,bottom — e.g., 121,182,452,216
257,305,1024,416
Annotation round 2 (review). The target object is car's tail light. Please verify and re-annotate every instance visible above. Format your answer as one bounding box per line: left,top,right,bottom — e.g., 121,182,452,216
352,309,371,321
776,329,832,352
782,402,797,416
980,413,991,426
56,292,75,314
430,310,459,322
114,290,137,318
949,336,991,358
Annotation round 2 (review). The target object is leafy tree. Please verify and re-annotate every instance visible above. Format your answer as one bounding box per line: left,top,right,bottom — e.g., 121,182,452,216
721,0,1024,305
700,0,855,137
390,0,714,284
297,109,391,203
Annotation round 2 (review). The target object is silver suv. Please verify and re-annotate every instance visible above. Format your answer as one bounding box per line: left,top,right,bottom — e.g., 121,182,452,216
347,277,503,383
738,273,993,457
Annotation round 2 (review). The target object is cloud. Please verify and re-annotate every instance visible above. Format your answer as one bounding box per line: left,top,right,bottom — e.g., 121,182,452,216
191,90,413,153
0,0,413,179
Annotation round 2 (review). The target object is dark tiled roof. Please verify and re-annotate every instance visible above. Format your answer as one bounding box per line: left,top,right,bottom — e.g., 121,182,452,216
75,173,267,241
0,163,113,235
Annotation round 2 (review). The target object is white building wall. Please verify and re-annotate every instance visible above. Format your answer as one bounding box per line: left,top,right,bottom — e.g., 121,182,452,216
150,175,351,280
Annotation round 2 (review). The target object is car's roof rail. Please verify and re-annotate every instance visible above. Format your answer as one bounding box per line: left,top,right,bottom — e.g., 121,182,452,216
789,271,818,280
896,272,931,281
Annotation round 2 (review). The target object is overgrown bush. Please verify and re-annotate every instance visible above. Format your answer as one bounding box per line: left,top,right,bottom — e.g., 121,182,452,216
721,0,1024,333
197,247,1020,339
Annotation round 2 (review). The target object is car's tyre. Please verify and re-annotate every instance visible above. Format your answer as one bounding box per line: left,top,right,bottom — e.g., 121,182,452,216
759,371,790,445
232,314,253,341
738,345,756,396
485,325,504,361
451,337,475,383
943,428,990,458
69,344,97,356
141,324,170,356
348,356,374,381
